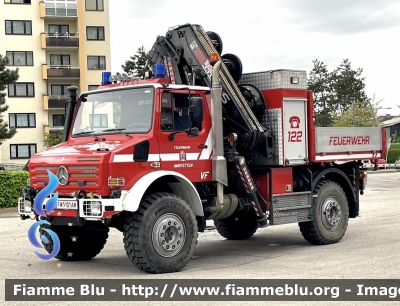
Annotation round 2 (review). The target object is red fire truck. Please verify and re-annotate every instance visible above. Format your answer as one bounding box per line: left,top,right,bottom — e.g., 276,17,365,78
19,24,386,274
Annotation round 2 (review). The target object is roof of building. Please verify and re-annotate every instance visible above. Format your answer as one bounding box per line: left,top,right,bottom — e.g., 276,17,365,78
381,116,400,127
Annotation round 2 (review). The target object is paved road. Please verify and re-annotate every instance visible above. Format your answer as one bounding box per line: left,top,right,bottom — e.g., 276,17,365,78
1,172,400,306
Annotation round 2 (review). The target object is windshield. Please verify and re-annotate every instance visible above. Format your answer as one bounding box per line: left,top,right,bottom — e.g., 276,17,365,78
72,87,154,137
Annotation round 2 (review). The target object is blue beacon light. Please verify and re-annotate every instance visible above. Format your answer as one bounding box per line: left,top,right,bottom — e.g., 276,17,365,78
154,64,166,78
101,72,112,85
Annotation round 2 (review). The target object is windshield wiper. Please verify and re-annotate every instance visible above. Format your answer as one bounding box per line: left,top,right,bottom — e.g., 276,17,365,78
73,130,95,136
102,128,126,132
102,128,132,138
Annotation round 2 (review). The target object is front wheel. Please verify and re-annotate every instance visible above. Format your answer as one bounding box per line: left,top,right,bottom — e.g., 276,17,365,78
123,193,198,274
299,180,349,245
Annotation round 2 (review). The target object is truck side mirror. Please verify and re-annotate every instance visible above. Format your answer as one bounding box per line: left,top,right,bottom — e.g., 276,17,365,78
189,97,204,123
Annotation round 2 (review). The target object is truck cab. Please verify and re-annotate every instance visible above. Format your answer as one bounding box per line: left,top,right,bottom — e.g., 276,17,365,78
21,78,212,214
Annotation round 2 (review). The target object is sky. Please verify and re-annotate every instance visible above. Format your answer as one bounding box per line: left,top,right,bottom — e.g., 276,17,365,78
109,0,400,116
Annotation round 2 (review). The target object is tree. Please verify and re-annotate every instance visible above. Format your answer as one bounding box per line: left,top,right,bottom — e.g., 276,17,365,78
0,54,19,145
308,59,369,127
43,131,63,148
121,46,153,78
307,60,333,127
391,131,400,143
333,94,382,127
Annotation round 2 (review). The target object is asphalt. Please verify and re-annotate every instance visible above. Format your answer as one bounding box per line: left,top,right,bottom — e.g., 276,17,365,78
0,172,400,306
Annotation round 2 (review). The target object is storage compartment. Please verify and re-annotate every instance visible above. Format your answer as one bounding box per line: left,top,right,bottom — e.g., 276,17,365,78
240,71,309,166
254,167,293,201
238,69,307,90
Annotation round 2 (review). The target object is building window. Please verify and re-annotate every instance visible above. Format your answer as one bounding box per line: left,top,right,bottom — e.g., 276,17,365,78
88,85,99,91
6,51,33,66
48,24,69,35
10,144,37,159
89,114,108,128
9,113,36,128
5,20,32,35
85,0,103,11
45,0,77,17
87,56,106,70
8,83,34,97
51,84,71,95
50,54,71,67
86,26,104,40
53,114,65,127
4,0,31,4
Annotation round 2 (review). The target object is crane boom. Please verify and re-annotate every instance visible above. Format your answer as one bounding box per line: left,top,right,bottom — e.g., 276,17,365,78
150,23,273,156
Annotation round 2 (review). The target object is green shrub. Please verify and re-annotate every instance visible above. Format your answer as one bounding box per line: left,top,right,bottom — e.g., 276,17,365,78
43,131,63,148
0,171,29,208
389,143,400,150
387,148,400,163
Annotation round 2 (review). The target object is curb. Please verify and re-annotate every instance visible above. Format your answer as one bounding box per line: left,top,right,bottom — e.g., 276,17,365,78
0,207,18,215
366,169,400,174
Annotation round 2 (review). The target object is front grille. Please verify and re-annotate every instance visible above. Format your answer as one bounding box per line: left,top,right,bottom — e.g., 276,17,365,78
32,165,100,188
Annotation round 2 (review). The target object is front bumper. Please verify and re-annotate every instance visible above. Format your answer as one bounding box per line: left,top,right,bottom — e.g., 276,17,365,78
18,195,123,221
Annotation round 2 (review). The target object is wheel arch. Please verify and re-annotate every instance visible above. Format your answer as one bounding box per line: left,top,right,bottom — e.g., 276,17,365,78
121,170,204,218
312,168,356,218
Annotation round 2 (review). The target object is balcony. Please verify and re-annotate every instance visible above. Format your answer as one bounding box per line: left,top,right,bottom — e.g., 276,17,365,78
49,95,68,109
50,126,64,133
41,1,78,18
41,33,79,49
44,125,64,135
42,64,80,80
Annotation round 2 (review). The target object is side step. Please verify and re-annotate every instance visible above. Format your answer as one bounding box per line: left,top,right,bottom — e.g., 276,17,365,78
270,191,312,225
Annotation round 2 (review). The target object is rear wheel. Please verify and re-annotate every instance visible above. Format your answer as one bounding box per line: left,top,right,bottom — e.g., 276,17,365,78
299,180,349,245
39,224,109,261
123,193,198,274
214,210,259,240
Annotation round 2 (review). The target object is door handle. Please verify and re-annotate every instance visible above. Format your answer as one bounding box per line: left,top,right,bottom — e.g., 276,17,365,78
198,144,208,149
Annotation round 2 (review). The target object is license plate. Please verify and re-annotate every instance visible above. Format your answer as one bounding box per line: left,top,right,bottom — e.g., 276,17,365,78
57,200,77,210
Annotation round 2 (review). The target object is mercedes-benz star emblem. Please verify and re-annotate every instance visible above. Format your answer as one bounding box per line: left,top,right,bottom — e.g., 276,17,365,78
56,166,68,186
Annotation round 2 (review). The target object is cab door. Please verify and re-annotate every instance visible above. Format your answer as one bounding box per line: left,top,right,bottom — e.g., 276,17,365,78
157,91,212,183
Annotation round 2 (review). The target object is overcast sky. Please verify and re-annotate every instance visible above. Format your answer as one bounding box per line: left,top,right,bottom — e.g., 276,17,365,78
109,0,400,116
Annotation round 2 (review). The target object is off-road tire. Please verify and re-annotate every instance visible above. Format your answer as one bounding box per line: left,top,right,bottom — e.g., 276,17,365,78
39,224,109,261
214,210,259,240
123,193,198,274
299,180,349,245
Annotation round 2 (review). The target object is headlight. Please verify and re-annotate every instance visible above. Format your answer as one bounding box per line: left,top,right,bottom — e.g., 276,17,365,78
83,200,102,217
91,203,102,215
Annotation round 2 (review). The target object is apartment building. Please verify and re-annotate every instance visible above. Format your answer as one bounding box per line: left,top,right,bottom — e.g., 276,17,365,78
0,0,111,165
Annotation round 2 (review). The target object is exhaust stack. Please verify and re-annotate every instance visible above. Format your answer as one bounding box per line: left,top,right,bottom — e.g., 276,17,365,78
63,86,79,142
210,59,228,206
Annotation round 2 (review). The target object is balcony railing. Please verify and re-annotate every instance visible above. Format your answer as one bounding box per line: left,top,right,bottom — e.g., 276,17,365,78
45,33,79,48
49,126,64,133
47,65,80,78
48,94,68,109
0,163,24,171
45,2,77,17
